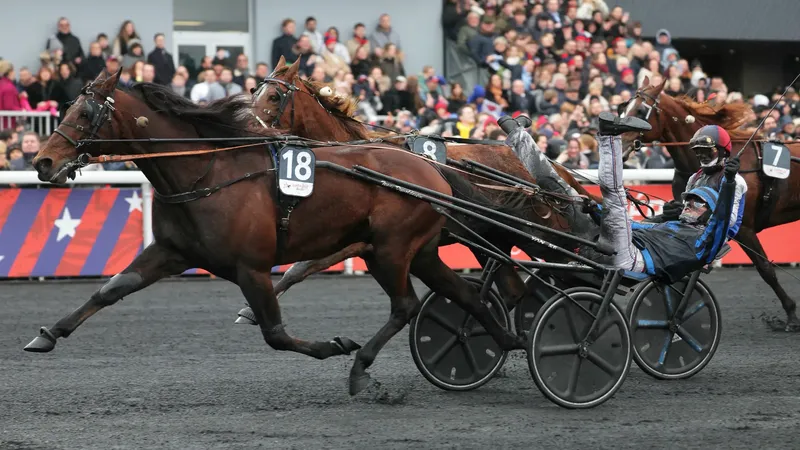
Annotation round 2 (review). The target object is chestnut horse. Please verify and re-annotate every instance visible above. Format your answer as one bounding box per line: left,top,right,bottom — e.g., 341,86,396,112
237,57,603,322
621,76,800,331
25,69,540,394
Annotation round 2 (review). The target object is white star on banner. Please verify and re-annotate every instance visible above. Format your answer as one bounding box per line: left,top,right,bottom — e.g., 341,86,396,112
54,207,81,242
125,191,143,213
0,255,4,263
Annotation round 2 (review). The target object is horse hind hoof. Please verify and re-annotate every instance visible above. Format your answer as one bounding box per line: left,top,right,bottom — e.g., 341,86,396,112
234,307,258,325
24,327,57,353
332,336,361,355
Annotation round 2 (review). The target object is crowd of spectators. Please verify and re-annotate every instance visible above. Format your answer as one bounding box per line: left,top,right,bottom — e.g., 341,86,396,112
1,2,799,175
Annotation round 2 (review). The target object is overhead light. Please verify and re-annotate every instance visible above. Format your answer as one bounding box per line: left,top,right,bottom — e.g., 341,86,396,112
174,20,205,26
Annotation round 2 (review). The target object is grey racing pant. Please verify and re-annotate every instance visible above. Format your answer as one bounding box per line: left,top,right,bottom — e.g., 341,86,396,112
597,134,646,272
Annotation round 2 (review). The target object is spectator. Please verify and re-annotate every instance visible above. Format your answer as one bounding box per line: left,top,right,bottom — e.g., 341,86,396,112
20,131,41,167
130,60,145,83
26,66,67,112
654,28,676,58
370,14,402,57
323,27,352,64
486,73,509,109
378,43,405,85
112,20,141,57
243,76,259,94
219,68,243,96
190,69,226,103
15,67,35,93
321,37,351,78
346,23,371,59
0,61,22,129
446,82,467,114
122,39,145,69
644,144,674,169
302,17,324,54
57,62,82,101
555,137,590,169
254,62,270,80
141,64,156,84
441,0,467,42
508,79,534,115
169,72,190,99
7,144,27,171
232,54,251,86
147,33,176,85
468,16,497,67
79,42,108,82
46,17,84,67
457,12,480,52
349,45,372,78
271,19,297,68
104,56,122,82
0,142,8,170
381,75,416,114
96,33,111,59
291,35,317,77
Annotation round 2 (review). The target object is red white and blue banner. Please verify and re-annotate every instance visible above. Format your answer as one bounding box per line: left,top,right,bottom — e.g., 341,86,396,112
1,185,800,279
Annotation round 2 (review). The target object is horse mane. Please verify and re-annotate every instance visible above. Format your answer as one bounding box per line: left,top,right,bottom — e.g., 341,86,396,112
272,66,372,140
126,82,278,142
672,95,759,141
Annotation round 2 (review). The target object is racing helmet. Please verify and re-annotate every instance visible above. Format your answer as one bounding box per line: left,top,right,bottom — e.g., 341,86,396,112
679,186,719,225
689,125,732,168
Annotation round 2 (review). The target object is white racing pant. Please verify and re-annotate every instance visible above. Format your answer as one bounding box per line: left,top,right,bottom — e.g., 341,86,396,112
597,135,646,273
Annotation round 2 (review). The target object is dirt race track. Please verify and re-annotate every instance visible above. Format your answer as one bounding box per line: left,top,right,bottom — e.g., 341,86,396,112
2,268,800,450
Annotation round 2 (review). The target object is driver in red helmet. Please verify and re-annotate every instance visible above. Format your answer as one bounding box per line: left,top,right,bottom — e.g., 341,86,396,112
650,125,747,239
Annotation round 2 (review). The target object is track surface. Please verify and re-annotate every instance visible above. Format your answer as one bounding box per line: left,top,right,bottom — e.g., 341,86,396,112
2,268,800,449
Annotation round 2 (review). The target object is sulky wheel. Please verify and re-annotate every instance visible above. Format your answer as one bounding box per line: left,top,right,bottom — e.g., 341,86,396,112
527,287,632,409
409,276,510,391
626,277,721,380
513,271,560,335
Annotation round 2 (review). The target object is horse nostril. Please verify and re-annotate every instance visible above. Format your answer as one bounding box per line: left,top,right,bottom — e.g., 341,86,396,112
35,157,53,173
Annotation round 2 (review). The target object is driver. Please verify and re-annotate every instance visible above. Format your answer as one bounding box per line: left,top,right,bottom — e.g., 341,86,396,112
650,125,747,239
499,113,739,283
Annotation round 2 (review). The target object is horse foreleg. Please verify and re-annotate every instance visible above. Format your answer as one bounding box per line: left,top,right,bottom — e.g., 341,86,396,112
235,242,373,325
736,228,800,331
23,242,190,353
237,267,362,360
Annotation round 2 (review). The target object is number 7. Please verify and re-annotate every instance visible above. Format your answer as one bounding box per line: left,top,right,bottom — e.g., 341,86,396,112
772,146,783,166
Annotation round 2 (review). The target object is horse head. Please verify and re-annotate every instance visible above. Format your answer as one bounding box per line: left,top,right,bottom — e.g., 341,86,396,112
251,57,367,140
33,68,123,184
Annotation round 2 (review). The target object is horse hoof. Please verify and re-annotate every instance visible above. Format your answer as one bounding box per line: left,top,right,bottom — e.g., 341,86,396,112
332,336,361,355
349,374,372,396
785,320,800,333
24,327,57,353
234,307,258,325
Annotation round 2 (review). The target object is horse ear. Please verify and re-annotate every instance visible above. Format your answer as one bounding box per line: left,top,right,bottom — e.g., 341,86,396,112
102,67,122,90
641,75,651,88
275,55,287,72
284,57,301,80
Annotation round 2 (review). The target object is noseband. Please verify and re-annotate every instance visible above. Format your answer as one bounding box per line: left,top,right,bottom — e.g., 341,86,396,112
254,76,299,129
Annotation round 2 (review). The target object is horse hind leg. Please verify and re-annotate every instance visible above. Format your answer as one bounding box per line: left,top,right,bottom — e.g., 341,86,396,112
737,228,800,331
235,242,373,325
237,267,362,359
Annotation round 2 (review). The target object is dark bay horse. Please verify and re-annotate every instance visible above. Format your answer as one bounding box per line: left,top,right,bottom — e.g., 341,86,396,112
621,76,800,331
25,69,538,395
239,57,602,318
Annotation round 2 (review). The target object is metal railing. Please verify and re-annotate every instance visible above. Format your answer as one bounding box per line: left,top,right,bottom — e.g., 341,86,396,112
0,111,59,136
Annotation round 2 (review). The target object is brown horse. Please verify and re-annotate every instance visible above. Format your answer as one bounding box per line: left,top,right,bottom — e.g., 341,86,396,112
24,69,535,395
620,76,800,331
239,57,603,318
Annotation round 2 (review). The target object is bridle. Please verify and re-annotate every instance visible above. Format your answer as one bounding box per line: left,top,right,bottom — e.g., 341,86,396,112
618,87,663,152
253,76,299,129
54,81,116,149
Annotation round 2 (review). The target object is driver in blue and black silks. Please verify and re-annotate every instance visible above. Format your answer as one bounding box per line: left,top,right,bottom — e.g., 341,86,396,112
647,124,748,240
498,113,740,284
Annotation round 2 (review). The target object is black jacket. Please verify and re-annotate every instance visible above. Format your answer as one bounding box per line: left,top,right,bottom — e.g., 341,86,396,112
147,48,176,85
271,34,297,68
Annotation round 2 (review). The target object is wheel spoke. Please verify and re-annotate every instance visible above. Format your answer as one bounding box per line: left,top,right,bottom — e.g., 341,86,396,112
539,343,580,357
462,343,480,375
585,349,618,376
657,332,673,366
636,319,669,328
675,325,704,353
663,286,676,316
566,354,583,398
679,301,707,323
562,301,581,342
426,309,459,334
425,335,459,366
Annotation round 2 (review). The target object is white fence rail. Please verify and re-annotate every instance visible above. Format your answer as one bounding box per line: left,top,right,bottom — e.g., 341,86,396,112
0,169,676,274
0,111,58,136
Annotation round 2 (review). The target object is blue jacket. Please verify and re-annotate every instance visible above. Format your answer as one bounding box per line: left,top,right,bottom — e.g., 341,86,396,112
631,178,736,283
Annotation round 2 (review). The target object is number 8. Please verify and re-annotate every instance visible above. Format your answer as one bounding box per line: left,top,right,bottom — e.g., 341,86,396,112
295,152,312,181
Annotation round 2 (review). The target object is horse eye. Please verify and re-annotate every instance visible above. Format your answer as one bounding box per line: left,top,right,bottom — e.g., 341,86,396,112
269,95,279,102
